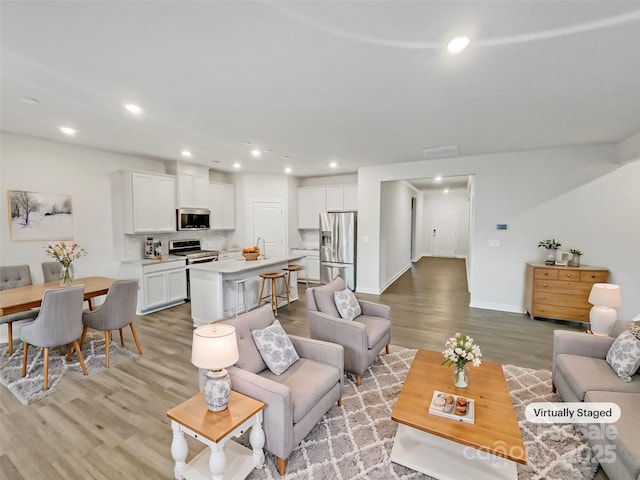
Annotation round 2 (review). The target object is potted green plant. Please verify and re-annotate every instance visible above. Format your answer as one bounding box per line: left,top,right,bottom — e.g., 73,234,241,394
538,239,561,265
568,249,583,267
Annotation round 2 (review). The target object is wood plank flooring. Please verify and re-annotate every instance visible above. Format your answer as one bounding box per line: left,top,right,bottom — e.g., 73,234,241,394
0,257,607,479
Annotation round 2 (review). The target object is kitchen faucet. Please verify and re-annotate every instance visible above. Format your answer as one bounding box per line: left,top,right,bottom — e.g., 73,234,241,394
256,237,267,259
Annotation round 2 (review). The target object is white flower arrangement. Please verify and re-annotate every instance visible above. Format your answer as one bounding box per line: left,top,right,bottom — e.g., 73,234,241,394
441,332,482,369
44,241,87,267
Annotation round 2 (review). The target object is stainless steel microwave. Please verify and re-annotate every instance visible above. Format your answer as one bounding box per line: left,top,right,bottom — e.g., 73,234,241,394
177,208,210,230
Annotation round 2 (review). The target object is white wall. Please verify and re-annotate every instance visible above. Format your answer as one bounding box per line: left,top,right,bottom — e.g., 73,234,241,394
357,145,640,320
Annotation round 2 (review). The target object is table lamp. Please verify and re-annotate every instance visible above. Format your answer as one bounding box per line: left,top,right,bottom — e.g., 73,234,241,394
588,283,622,336
191,324,239,412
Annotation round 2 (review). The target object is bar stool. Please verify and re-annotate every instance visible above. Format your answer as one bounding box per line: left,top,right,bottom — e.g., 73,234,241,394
283,264,309,296
226,278,248,317
258,272,290,316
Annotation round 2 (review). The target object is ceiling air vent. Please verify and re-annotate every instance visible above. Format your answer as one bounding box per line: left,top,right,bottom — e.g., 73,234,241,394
421,145,458,160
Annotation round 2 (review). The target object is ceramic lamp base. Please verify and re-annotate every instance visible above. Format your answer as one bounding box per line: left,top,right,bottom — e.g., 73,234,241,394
203,369,232,412
590,306,617,336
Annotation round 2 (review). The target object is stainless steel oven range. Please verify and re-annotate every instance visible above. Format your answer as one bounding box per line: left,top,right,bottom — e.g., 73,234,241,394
168,239,218,299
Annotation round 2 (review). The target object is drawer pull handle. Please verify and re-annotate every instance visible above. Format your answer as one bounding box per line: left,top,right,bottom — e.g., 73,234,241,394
543,284,547,287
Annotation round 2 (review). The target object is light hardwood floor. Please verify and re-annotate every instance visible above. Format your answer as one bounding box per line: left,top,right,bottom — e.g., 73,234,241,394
0,257,607,479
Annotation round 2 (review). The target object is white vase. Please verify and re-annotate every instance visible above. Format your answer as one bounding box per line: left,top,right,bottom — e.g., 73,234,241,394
545,249,557,265
453,364,469,388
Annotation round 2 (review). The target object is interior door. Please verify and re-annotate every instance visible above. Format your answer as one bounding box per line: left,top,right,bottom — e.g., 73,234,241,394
251,201,285,257
432,208,458,257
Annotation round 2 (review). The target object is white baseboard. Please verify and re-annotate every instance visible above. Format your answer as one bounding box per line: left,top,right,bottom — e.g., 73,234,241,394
469,301,526,314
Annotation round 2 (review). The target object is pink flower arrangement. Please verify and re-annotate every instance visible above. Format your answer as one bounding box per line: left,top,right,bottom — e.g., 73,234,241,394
44,241,87,267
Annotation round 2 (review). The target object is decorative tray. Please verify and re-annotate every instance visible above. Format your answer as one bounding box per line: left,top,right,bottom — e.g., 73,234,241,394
428,390,475,424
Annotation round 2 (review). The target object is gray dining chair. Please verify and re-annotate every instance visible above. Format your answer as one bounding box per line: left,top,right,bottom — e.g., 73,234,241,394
80,279,142,367
0,265,39,355
20,285,88,390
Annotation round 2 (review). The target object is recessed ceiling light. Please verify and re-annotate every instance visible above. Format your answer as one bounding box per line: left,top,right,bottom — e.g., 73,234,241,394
329,162,337,168
181,150,192,158
20,96,39,105
251,149,261,157
284,167,292,174
434,176,443,182
59,126,77,136
443,188,450,194
233,162,241,169
124,103,143,114
447,36,470,55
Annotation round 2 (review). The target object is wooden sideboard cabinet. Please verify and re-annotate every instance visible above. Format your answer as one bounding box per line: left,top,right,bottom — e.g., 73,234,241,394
525,262,609,323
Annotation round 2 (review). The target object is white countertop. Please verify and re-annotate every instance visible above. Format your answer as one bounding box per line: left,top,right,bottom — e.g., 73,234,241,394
122,255,185,266
189,254,305,274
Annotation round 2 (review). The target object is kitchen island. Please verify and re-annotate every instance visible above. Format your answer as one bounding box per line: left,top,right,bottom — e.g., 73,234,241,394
189,255,305,326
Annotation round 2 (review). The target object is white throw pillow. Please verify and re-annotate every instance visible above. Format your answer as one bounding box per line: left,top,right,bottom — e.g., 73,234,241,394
606,323,640,382
334,289,362,320
251,319,300,375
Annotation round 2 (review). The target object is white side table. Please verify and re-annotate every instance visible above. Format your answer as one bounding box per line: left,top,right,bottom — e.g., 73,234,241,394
167,391,266,480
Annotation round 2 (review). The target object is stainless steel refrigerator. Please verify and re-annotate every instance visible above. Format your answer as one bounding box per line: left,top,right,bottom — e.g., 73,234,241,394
320,211,357,290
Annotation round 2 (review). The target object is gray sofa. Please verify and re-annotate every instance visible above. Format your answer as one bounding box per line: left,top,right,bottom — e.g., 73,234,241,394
552,320,640,480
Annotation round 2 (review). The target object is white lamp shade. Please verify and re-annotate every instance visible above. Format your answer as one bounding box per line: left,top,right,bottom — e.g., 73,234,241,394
191,324,239,370
588,284,622,308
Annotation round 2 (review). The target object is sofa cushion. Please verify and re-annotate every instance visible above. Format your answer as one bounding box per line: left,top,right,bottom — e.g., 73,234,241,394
583,391,640,480
555,354,640,400
221,305,275,374
606,328,640,382
259,357,341,424
313,276,345,317
251,319,300,376
334,289,361,320
355,315,391,349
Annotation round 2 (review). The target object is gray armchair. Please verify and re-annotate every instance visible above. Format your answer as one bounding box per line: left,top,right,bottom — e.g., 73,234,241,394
218,305,343,476
0,265,39,355
20,285,87,390
81,279,142,367
306,276,391,386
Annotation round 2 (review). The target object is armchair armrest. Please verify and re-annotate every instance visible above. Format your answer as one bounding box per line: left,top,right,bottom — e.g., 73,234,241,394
289,335,344,390
358,300,390,319
226,365,293,459
552,330,615,364
307,310,367,352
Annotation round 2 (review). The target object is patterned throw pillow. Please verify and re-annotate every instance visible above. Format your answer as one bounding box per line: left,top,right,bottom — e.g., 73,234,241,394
251,319,300,375
334,289,362,320
606,323,640,382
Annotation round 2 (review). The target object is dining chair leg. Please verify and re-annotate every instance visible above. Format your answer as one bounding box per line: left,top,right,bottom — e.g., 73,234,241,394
129,324,143,355
80,325,88,348
104,331,110,368
43,347,49,391
7,323,13,356
73,340,88,376
386,344,390,354
119,328,125,346
21,342,29,377
67,344,72,361
58,346,64,356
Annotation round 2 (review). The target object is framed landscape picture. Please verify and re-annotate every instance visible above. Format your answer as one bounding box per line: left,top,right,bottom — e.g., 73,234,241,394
8,190,74,241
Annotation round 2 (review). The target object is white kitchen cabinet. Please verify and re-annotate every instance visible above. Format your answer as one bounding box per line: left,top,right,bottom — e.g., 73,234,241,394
121,259,187,315
326,185,358,211
167,162,210,208
210,183,236,230
121,170,176,234
297,187,326,229
344,184,358,210
291,249,320,283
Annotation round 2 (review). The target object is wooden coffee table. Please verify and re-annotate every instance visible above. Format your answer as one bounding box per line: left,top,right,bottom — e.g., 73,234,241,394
390,350,526,480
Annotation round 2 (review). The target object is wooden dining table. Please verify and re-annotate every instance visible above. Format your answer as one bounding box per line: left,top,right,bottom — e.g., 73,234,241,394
0,276,115,316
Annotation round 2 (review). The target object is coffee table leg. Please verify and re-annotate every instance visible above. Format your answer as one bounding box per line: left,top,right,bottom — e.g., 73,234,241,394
209,443,225,480
170,421,188,479
250,412,265,468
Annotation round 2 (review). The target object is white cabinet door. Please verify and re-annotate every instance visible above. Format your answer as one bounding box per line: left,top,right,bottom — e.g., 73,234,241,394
344,185,358,210
178,171,194,207
175,165,210,208
326,186,344,211
143,271,168,309
167,268,187,302
210,183,235,229
127,171,176,233
306,255,320,281
194,174,210,208
298,187,326,229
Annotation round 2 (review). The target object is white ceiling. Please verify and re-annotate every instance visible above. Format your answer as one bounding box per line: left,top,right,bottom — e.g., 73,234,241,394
2,1,639,178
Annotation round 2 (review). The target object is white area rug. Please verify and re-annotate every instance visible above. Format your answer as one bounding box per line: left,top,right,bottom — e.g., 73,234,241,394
0,332,139,405
245,347,598,480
